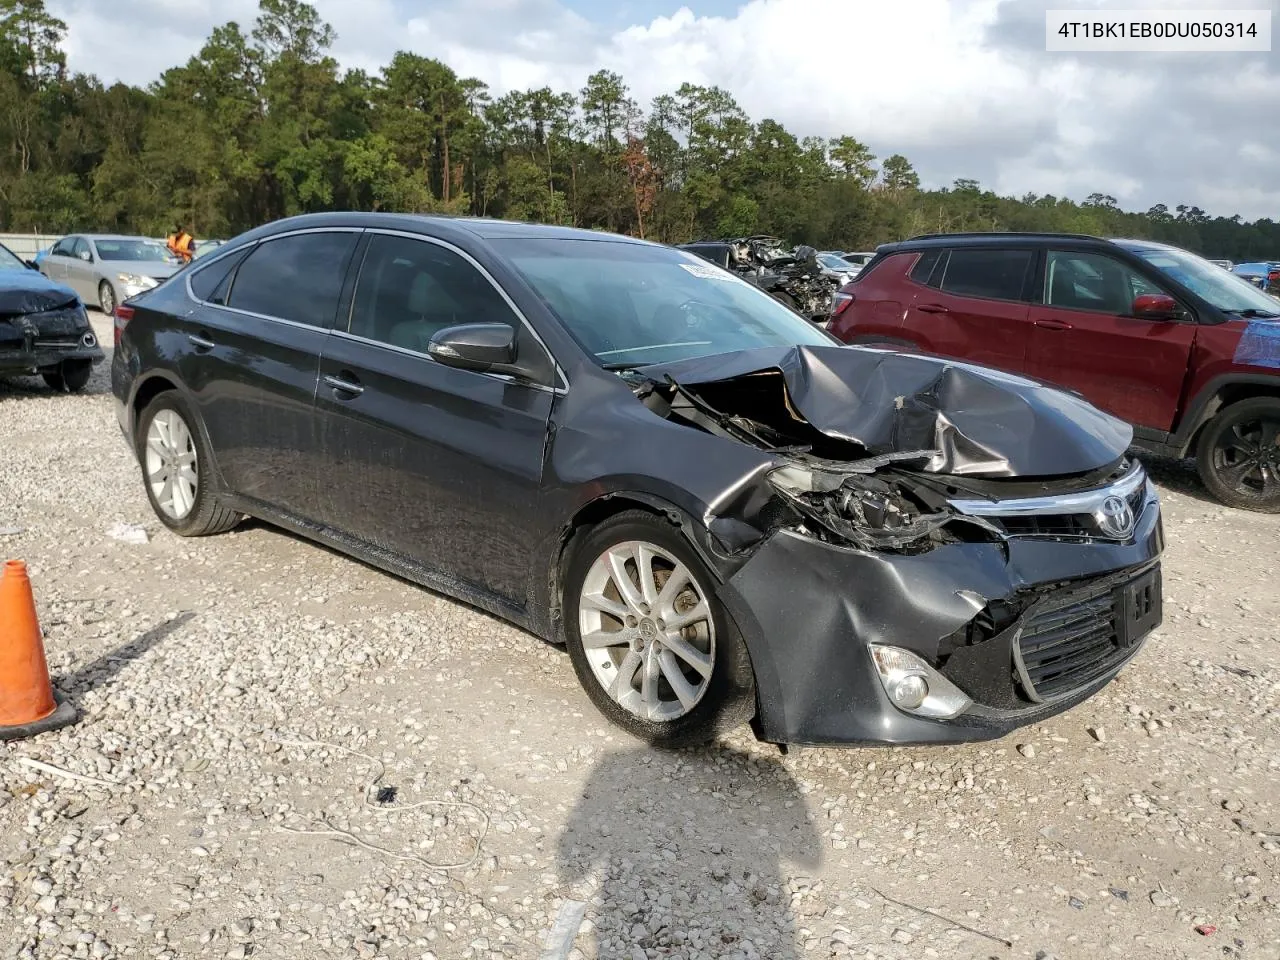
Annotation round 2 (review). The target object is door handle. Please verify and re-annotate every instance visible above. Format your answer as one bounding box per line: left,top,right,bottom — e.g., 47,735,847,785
917,303,949,314
1033,319,1074,331
323,373,364,397
188,333,215,350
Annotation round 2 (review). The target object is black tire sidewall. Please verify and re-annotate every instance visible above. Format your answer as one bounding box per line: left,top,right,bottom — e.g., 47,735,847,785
1195,398,1280,512
136,392,220,534
562,512,756,748
61,360,92,392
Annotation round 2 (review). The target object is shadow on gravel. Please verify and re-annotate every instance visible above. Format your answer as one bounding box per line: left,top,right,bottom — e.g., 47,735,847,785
1130,449,1220,508
57,610,196,695
555,746,820,959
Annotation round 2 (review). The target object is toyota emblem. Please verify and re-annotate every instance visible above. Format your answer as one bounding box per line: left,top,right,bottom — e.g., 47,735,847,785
1094,495,1135,540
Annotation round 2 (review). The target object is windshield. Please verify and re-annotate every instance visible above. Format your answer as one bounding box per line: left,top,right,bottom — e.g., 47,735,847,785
0,243,27,272
494,238,833,368
819,254,854,271
95,239,173,262
1129,246,1279,314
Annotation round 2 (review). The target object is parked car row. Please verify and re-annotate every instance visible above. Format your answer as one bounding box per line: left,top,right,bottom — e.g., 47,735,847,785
828,232,1280,512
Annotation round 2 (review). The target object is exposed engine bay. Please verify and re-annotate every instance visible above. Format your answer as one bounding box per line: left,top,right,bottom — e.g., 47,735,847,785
625,344,1141,555
677,236,841,322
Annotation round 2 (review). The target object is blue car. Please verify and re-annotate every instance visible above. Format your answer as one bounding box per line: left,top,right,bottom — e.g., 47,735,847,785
0,241,104,392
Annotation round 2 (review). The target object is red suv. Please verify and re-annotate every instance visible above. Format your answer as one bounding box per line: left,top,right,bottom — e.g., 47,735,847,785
828,233,1280,512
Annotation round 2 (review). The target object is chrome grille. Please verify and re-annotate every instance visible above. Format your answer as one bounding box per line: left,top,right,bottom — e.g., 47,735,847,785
947,462,1153,542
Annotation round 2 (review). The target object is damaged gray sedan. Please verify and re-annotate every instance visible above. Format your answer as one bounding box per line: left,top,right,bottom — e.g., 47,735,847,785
112,215,1163,748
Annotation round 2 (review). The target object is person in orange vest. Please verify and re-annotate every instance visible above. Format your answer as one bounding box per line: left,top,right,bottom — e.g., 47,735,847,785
166,223,195,263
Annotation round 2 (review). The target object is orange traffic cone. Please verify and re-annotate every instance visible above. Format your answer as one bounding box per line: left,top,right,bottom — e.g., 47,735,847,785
1,560,77,741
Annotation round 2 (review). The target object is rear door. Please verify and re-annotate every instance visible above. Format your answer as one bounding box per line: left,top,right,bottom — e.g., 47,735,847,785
901,246,1035,371
1024,248,1195,431
42,238,74,282
177,229,362,519
66,238,95,299
312,230,555,604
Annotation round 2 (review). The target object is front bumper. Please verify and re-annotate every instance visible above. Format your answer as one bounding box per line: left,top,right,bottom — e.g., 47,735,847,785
718,487,1164,746
0,312,104,375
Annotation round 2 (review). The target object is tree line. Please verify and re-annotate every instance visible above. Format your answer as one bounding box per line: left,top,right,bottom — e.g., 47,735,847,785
2,0,1278,260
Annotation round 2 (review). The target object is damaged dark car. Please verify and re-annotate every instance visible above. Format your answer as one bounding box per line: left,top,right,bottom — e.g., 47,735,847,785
111,214,1164,747
0,241,104,393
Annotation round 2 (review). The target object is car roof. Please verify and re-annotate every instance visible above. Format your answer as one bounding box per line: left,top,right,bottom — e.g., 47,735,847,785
246,211,652,246
874,232,1214,259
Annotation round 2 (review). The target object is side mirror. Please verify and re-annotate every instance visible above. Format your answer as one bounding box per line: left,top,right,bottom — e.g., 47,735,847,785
78,250,92,262
1132,293,1180,320
428,323,517,372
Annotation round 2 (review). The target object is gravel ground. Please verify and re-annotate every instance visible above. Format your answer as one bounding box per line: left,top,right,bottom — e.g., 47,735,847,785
1,313,1278,960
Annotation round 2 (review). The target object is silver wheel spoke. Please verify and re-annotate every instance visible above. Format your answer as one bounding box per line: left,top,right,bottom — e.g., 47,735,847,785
636,544,660,607
667,599,710,632
658,649,700,711
581,629,631,650
656,564,691,613
662,632,714,680
606,546,645,613
640,648,662,717
581,591,628,621
609,650,642,700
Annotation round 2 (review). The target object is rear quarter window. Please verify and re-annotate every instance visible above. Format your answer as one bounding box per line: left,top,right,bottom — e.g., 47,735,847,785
938,248,1033,301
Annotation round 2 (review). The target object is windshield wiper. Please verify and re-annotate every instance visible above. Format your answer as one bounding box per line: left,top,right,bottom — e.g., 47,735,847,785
1224,308,1279,318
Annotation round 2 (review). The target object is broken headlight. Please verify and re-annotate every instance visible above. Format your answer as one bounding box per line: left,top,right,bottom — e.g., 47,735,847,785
767,462,995,553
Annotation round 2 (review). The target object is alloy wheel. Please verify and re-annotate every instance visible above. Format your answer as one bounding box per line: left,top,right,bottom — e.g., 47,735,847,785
99,282,115,315
145,409,199,520
1212,415,1280,499
577,540,717,722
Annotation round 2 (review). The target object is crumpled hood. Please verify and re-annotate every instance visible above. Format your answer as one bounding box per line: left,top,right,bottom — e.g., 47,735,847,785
638,344,1133,478
0,269,79,315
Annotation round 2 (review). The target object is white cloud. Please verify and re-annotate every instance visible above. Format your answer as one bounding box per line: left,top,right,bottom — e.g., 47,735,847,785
45,0,1280,219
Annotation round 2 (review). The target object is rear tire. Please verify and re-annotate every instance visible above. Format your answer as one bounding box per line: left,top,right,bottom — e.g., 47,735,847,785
563,510,756,748
1194,397,1280,512
136,393,242,536
42,360,92,393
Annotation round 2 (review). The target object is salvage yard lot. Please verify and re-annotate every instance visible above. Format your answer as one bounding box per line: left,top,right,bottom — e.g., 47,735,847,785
1,314,1278,960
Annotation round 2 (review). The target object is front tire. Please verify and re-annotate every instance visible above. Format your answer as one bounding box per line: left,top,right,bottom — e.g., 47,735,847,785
136,393,242,536
98,281,116,316
42,360,92,393
1195,397,1280,512
563,510,756,748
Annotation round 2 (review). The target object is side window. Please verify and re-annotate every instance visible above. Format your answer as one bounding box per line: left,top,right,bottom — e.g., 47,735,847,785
1044,250,1165,315
347,234,518,353
938,248,1032,301
189,248,251,305
908,249,941,284
51,238,73,257
226,232,358,326
71,238,91,261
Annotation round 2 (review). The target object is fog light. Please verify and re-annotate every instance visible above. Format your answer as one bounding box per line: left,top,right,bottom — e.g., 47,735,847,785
871,645,972,720
889,674,928,710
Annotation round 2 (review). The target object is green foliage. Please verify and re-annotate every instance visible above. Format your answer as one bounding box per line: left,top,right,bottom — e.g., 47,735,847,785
0,0,1277,260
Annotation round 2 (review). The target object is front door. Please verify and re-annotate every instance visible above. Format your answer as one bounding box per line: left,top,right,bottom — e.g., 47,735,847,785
313,231,554,605
902,246,1035,371
66,238,96,300
176,229,362,519
1024,249,1196,432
